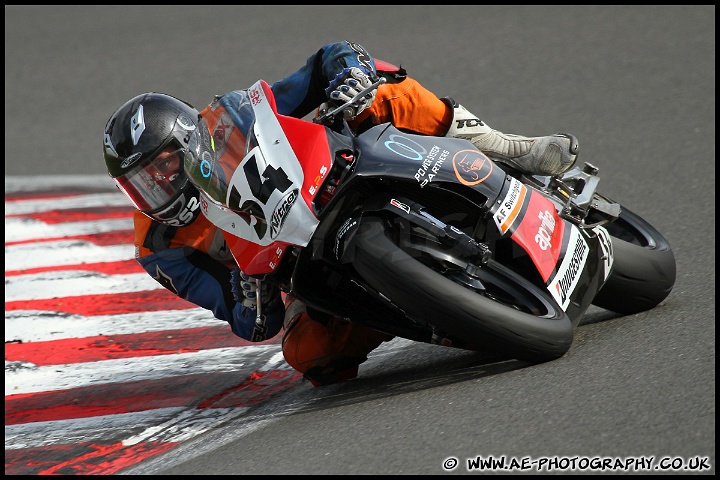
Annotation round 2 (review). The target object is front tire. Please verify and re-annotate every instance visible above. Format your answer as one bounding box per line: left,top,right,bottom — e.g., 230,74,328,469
592,206,676,314
348,216,574,363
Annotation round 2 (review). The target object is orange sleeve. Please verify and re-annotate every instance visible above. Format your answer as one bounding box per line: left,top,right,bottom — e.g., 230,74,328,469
134,210,155,259
133,209,226,260
351,76,453,136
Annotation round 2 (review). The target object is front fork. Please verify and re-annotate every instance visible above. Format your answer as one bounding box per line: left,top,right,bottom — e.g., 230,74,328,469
376,196,492,279
254,278,264,328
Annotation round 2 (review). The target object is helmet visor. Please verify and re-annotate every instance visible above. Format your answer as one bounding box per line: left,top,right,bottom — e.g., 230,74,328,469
114,143,187,212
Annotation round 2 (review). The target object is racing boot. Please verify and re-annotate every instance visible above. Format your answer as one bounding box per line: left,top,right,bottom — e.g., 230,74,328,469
281,295,393,387
443,98,579,176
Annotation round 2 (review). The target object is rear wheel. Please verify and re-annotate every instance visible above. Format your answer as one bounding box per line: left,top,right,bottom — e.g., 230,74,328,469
348,216,574,363
592,206,676,314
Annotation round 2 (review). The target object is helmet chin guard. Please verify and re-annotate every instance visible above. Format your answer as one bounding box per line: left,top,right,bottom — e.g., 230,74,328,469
143,182,201,227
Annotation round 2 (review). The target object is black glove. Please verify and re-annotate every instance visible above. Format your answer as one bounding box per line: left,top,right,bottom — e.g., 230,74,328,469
230,268,281,309
325,67,377,119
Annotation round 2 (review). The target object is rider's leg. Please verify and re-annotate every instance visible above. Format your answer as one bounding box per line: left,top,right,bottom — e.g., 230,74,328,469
351,76,578,176
443,98,579,176
281,296,392,387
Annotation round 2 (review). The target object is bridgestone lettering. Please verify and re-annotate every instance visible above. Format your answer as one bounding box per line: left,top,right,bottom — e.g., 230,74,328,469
548,227,589,310
558,239,587,304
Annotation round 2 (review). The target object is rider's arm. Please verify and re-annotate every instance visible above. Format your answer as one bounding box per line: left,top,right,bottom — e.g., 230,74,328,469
270,40,377,118
136,248,283,341
133,215,284,342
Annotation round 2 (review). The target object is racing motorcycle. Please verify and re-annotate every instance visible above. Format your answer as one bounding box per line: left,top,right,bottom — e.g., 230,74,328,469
184,76,676,363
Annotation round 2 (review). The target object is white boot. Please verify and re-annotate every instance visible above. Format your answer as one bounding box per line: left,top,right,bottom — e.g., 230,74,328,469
444,101,579,176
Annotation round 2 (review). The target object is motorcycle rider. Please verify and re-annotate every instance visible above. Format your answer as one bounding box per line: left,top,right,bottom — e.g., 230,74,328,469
102,40,579,386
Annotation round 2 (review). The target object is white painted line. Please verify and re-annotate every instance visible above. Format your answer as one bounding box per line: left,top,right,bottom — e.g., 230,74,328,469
5,407,186,449
5,308,222,343
5,344,282,395
122,407,251,445
5,175,115,194
5,217,134,243
5,405,256,451
5,272,163,302
5,241,135,272
4,192,130,215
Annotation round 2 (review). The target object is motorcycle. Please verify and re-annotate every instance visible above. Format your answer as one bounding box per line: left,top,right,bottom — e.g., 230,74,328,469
184,75,676,363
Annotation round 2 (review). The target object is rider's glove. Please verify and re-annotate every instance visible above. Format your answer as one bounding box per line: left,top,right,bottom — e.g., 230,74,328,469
230,268,281,309
325,67,377,119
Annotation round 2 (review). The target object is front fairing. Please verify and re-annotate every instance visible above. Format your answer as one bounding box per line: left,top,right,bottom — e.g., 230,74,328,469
184,80,332,275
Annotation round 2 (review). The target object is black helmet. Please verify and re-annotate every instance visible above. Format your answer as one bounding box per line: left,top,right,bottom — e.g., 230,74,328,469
103,93,202,227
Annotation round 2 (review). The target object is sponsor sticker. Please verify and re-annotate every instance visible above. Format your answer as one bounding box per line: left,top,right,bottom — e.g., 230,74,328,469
390,198,411,214
270,189,299,239
493,177,527,235
548,226,589,311
509,190,565,282
334,217,358,259
451,149,493,186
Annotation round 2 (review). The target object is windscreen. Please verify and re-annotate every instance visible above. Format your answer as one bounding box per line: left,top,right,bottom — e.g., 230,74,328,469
184,90,257,208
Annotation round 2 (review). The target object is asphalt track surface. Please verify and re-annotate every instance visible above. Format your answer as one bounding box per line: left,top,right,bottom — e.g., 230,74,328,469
5,5,715,475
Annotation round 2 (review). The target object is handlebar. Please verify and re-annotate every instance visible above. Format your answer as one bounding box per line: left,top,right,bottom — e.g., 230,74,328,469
313,76,387,125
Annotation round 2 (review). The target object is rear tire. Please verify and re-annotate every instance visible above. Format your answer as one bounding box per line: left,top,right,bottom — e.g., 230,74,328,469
348,216,574,363
592,206,676,314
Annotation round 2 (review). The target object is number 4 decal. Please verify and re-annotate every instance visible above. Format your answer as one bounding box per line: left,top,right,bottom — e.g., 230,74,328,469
228,152,293,239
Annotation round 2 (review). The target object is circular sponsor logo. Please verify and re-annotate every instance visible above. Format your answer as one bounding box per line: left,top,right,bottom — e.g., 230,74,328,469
384,134,427,161
452,149,493,186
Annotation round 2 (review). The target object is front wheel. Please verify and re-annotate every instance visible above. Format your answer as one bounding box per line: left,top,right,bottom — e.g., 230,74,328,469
592,206,676,314
347,216,574,363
